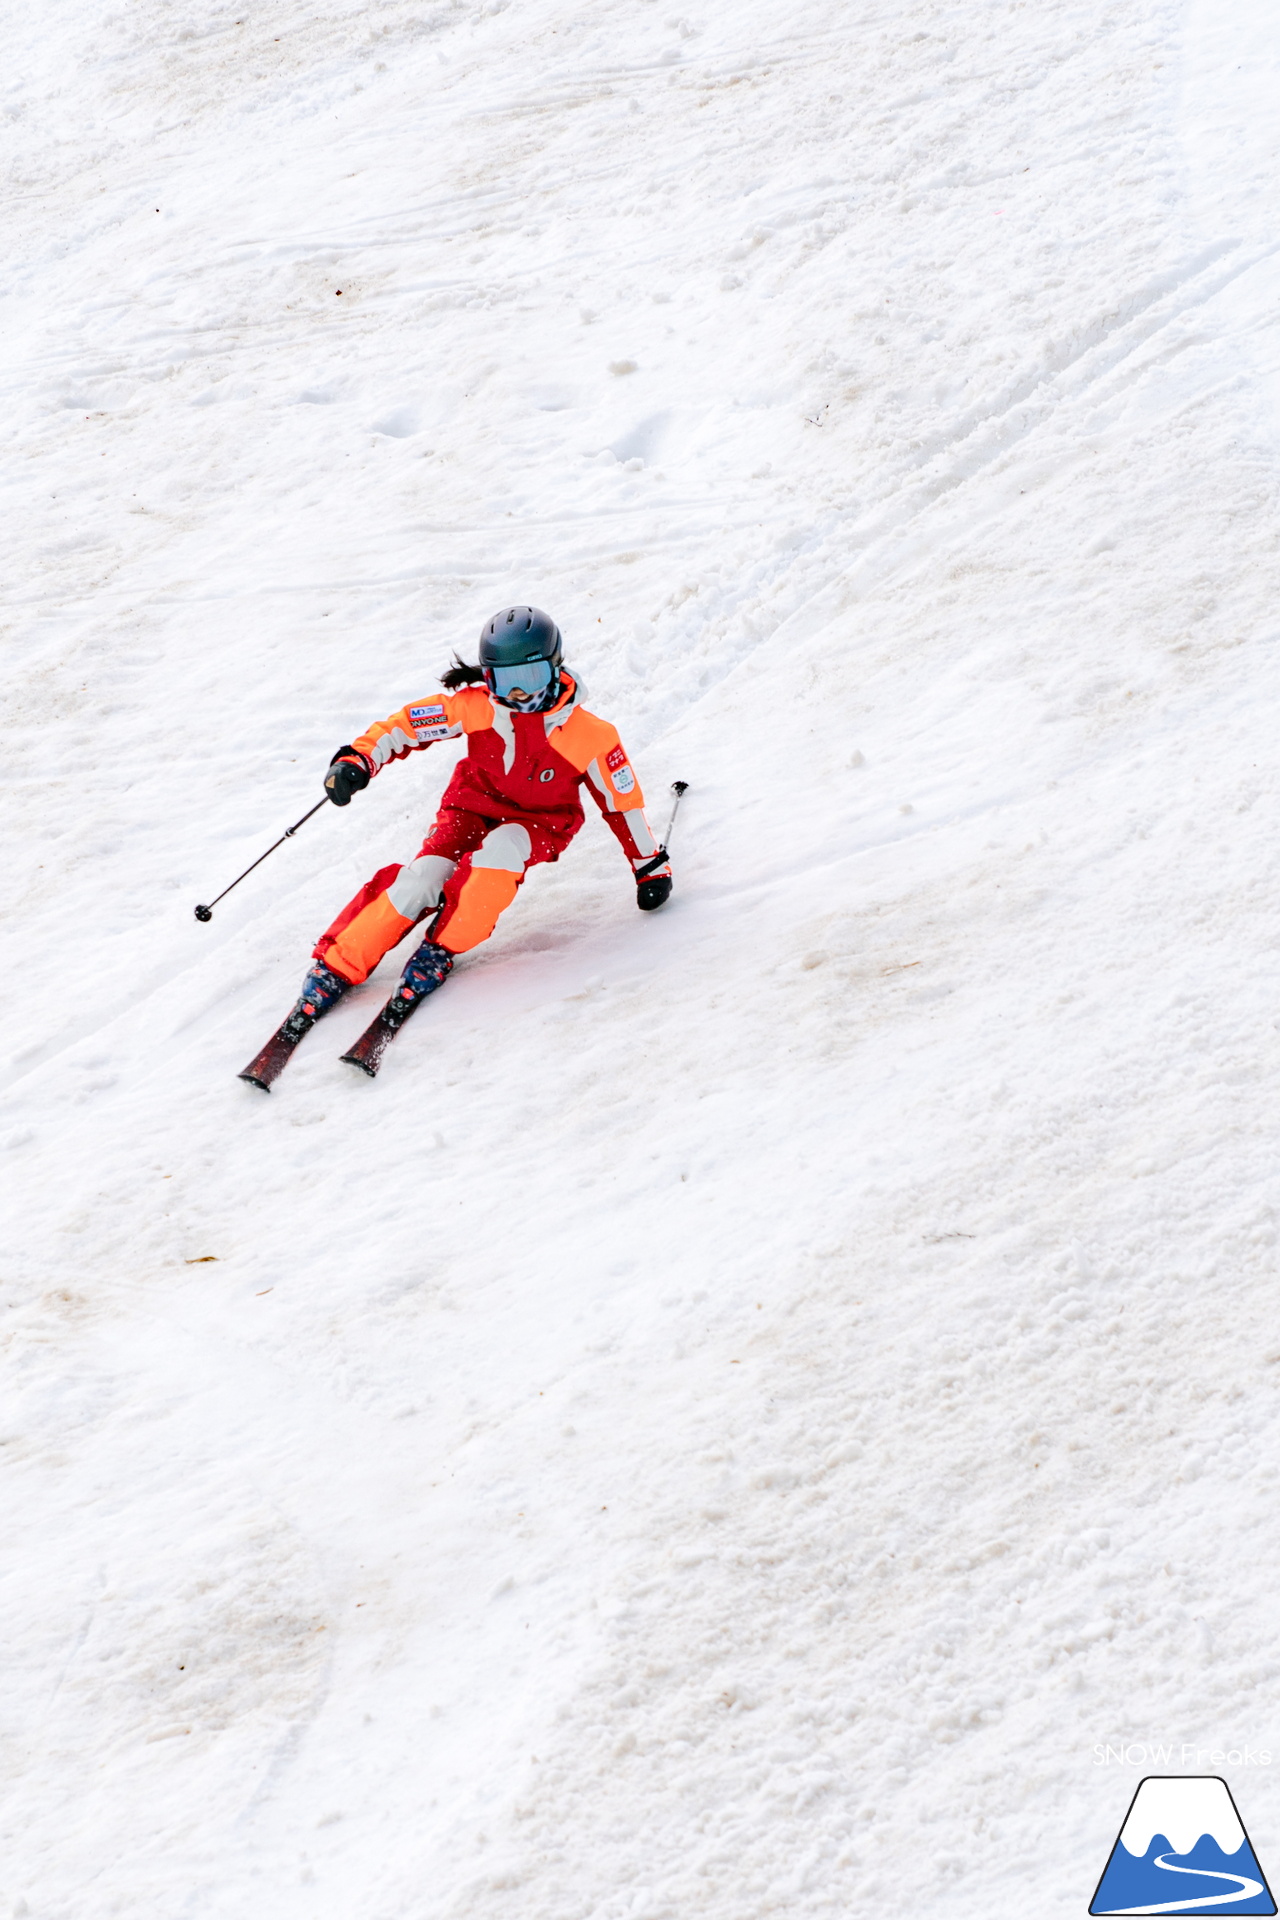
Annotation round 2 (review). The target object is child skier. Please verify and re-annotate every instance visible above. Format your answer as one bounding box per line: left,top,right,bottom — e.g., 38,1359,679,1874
240,606,672,1086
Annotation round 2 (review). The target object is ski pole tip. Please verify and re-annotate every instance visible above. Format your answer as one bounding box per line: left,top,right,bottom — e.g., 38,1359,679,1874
672,779,689,795
194,903,213,922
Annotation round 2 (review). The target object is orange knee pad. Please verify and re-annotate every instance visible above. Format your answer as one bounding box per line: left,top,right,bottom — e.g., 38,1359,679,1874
435,867,520,954
325,890,416,985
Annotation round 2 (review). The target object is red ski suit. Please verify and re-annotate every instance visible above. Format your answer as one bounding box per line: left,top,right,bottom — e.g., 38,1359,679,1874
315,672,663,984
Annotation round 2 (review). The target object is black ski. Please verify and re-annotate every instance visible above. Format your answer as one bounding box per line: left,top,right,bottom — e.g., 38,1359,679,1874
238,1021,307,1092
340,939,453,1078
340,993,420,1078
237,963,350,1092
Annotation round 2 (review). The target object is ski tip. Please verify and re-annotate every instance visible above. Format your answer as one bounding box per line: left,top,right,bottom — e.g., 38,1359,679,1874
237,1070,273,1092
339,1049,380,1078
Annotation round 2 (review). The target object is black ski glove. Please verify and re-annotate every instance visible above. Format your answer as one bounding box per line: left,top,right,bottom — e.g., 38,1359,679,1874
635,847,672,912
324,748,371,807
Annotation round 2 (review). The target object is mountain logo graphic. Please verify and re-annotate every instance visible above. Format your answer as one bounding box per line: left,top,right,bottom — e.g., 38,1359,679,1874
1090,1776,1276,1915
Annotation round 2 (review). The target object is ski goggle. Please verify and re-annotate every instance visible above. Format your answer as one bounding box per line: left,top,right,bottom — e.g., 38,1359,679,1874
486,657,555,704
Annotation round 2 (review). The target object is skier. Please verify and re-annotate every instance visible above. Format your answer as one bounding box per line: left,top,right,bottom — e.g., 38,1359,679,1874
242,607,672,1083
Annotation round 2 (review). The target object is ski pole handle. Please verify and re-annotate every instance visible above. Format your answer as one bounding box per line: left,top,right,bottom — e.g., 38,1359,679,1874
194,798,328,921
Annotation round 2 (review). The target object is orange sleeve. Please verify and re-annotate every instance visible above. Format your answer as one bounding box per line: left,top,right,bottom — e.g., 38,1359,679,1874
549,707,647,812
352,687,493,772
550,706,662,870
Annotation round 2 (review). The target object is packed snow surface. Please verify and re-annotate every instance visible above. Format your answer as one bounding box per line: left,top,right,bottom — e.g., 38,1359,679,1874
4,0,1280,1914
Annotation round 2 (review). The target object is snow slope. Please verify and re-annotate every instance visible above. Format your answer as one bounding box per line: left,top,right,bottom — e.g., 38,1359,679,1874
4,0,1280,1914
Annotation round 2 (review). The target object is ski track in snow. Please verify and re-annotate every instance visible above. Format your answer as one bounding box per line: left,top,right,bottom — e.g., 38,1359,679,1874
3,0,1280,1915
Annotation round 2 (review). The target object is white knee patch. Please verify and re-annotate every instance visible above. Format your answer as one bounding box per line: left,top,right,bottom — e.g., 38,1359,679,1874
471,823,533,874
387,853,456,919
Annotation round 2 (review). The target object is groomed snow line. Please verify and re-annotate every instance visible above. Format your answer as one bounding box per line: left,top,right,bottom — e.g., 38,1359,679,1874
4,0,1280,1914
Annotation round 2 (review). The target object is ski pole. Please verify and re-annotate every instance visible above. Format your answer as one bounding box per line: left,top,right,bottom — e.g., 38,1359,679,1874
194,799,328,921
635,782,688,880
663,780,689,846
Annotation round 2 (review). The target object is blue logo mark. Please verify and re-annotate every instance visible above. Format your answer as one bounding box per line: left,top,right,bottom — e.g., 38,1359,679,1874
1091,1776,1275,1915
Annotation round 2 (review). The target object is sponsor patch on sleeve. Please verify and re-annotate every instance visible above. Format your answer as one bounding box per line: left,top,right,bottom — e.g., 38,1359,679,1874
408,701,454,741
605,743,627,773
611,764,636,795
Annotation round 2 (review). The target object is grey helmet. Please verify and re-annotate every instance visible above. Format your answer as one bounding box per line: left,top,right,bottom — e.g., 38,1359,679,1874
478,606,564,711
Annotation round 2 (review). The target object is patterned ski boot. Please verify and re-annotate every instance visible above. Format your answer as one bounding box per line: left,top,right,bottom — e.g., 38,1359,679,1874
385,940,454,1028
281,960,350,1040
